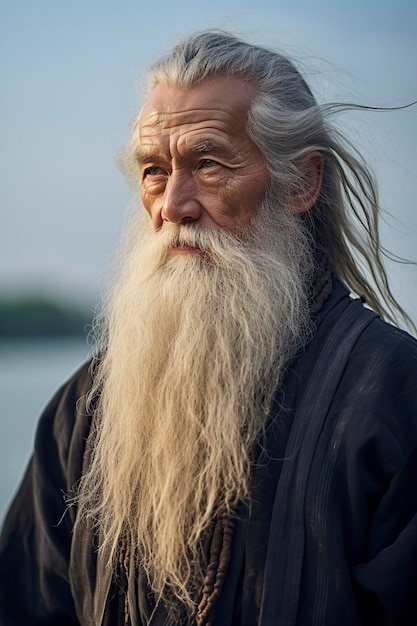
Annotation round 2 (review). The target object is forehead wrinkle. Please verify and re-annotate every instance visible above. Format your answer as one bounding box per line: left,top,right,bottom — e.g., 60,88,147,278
178,122,236,148
135,131,170,161
139,101,246,162
140,104,245,133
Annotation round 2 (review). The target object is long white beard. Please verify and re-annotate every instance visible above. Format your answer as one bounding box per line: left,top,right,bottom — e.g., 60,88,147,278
77,194,314,618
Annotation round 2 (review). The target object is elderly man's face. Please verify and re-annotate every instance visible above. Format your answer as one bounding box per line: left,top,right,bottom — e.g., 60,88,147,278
137,76,269,246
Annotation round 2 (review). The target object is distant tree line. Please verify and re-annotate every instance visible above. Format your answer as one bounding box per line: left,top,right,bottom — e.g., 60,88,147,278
0,294,94,339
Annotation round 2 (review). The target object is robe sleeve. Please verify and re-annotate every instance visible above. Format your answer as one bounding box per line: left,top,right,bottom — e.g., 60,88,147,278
351,450,417,624
330,323,417,626
298,319,417,626
348,405,417,624
0,361,93,626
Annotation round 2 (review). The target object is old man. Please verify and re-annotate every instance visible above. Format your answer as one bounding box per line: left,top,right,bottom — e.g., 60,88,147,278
1,30,417,626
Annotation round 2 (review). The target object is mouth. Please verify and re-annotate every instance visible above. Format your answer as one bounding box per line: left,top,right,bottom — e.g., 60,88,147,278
168,236,202,256
169,244,201,255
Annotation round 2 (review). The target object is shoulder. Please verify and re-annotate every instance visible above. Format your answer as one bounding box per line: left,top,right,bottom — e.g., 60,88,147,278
353,313,417,360
344,315,417,404
304,292,417,475
36,359,93,441
329,314,417,463
315,282,417,416
34,359,95,493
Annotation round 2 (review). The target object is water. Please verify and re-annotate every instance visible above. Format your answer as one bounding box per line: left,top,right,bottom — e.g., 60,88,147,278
0,338,90,525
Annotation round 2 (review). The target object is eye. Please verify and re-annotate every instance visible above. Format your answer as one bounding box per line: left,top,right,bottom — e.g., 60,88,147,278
144,166,166,177
198,159,219,169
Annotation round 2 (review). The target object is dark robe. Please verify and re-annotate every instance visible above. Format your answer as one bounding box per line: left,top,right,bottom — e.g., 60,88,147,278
1,280,417,625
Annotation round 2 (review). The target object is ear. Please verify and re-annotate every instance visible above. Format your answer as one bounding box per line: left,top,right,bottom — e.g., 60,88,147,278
291,151,324,214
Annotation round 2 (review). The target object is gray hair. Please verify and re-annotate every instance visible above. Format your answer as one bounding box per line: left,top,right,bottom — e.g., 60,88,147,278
146,29,413,329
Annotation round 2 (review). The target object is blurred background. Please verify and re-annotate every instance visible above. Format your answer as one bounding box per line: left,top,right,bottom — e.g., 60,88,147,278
1,0,416,523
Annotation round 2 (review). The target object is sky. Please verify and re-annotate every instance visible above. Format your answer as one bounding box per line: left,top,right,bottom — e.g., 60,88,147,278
1,0,417,325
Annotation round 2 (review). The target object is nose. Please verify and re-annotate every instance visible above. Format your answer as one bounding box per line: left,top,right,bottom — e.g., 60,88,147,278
161,171,202,225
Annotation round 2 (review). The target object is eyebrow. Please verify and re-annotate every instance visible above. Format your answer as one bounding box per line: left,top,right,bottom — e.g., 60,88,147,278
134,150,162,165
190,141,223,153
134,140,227,164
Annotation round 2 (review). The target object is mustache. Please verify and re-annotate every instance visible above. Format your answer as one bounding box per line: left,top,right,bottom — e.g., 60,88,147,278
154,223,246,266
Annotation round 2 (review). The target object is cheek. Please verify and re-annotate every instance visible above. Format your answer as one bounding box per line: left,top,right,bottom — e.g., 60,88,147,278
248,166,269,201
228,175,268,220
206,195,252,232
141,187,156,216
141,191,162,229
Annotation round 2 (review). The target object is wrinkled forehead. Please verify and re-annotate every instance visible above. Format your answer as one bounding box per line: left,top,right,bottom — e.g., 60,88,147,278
139,76,256,133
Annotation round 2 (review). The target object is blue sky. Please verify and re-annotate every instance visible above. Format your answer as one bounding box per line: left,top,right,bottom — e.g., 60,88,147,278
1,0,416,323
